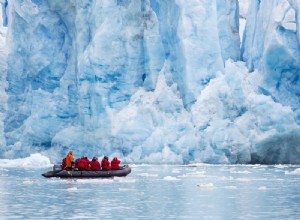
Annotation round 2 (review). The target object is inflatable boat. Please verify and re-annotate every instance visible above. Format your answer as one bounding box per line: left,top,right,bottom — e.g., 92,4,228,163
42,164,131,178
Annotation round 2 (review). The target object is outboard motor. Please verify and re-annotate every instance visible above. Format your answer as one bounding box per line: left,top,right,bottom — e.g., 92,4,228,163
53,164,63,173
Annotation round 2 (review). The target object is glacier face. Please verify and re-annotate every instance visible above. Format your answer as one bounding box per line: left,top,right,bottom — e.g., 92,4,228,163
0,0,299,164
242,0,300,122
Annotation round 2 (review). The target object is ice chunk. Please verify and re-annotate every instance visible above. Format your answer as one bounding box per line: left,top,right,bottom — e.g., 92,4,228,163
0,153,51,168
163,176,180,181
285,168,300,175
197,183,214,189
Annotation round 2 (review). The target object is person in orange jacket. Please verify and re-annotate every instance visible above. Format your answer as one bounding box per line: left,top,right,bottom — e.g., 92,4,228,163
101,156,111,170
65,150,74,170
90,157,101,171
111,157,121,170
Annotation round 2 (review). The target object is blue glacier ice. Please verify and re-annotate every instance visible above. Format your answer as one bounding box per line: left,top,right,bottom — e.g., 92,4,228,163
0,0,299,164
0,0,7,150
242,0,300,122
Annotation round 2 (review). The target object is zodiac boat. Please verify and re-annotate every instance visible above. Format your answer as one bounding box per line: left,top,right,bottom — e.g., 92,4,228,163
42,164,131,178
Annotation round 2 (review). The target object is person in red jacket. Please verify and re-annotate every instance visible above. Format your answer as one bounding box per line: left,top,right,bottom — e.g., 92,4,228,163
101,156,111,170
111,157,121,170
90,157,101,171
76,157,85,170
62,158,67,170
74,158,80,169
83,156,91,171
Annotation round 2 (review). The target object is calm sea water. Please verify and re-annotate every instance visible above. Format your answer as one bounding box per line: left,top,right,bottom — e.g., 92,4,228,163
0,164,299,219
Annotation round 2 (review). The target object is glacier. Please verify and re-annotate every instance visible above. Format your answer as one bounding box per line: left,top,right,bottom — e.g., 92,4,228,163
0,0,299,164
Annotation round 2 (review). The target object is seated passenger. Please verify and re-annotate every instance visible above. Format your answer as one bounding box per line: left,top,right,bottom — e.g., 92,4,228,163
65,150,74,170
111,157,121,170
90,157,101,171
62,158,67,170
74,158,80,168
83,156,91,171
76,157,85,170
101,156,111,170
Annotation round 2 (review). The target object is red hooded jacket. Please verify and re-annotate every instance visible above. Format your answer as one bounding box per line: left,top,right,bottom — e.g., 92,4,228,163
62,158,67,170
76,158,85,170
83,157,91,170
90,158,101,171
111,157,121,170
101,157,111,170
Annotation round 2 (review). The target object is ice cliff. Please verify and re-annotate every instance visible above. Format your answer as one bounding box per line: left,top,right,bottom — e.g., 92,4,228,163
0,0,299,164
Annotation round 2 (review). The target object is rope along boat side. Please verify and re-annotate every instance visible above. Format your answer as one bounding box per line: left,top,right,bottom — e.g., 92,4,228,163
42,164,131,178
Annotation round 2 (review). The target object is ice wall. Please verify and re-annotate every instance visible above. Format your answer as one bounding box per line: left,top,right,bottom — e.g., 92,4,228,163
0,0,299,164
2,0,76,158
242,0,300,123
191,60,300,164
0,0,7,149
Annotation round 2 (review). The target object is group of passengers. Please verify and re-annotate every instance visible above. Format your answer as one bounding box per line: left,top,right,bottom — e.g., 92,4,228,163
62,150,121,171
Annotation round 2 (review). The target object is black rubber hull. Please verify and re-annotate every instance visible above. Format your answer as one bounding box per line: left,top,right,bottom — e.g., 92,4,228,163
42,165,131,178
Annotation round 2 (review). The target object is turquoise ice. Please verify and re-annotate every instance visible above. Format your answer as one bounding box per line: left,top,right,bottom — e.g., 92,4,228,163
0,0,299,164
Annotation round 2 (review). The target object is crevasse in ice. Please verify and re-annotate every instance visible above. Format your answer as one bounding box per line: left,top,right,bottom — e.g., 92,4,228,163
0,0,299,164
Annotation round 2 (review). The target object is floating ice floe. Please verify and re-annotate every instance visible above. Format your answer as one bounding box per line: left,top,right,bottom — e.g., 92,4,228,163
23,180,34,185
224,186,237,189
0,153,52,168
285,168,300,175
163,176,180,181
274,165,289,169
258,186,267,190
197,183,214,189
138,173,159,177
67,187,78,192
